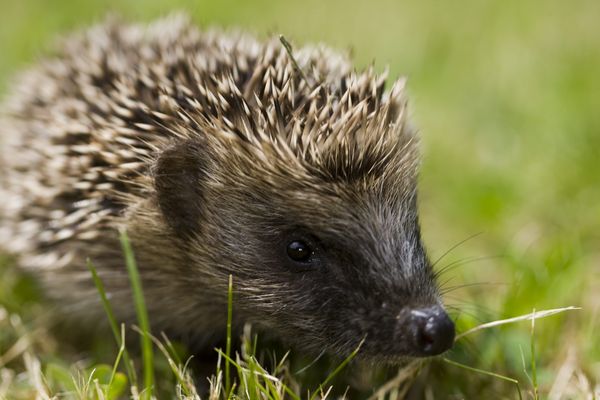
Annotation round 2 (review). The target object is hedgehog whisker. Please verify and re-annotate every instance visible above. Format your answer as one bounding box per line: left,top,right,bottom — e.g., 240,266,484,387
444,301,500,322
445,305,488,325
293,348,327,374
430,232,484,269
434,254,504,281
440,281,505,296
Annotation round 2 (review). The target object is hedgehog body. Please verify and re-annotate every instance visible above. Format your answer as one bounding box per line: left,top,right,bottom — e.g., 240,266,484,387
0,15,454,360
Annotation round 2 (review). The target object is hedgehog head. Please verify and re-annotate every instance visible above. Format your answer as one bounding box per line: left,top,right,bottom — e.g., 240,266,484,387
151,49,454,361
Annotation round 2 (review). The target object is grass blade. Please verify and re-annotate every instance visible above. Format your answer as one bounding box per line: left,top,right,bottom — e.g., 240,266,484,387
530,309,538,400
443,358,523,400
309,338,364,400
225,274,233,398
119,229,154,399
455,306,581,340
279,35,309,85
87,258,137,387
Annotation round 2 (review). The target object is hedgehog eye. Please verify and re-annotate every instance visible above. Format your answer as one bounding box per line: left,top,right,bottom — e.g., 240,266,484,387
286,240,313,263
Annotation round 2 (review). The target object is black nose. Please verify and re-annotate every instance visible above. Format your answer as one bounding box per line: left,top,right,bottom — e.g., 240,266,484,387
409,306,455,356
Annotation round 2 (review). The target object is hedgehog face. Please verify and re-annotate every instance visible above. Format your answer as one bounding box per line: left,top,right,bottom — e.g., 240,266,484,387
151,63,454,360
154,130,454,361
209,175,453,361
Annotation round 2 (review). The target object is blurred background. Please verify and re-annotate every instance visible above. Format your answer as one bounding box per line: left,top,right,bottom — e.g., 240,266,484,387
0,0,598,397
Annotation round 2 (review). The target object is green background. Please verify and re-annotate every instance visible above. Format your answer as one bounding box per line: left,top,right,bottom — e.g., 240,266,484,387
1,0,598,396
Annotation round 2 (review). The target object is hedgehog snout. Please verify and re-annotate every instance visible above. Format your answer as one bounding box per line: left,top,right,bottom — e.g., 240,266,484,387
404,306,455,356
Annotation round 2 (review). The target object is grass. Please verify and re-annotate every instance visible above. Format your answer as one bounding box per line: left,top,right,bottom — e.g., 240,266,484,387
4,232,578,399
87,258,137,388
1,0,599,398
119,230,154,399
89,232,365,399
225,275,233,398
0,242,583,399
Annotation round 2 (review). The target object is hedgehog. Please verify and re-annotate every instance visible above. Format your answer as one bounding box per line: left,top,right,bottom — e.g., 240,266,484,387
0,14,455,361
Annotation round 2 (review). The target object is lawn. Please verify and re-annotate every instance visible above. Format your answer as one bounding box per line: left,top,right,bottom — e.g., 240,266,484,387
0,0,598,398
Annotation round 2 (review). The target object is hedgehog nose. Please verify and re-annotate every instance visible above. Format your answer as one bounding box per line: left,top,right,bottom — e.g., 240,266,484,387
409,306,455,356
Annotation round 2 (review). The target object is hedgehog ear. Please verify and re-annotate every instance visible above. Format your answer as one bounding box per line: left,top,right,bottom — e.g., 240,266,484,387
154,140,205,240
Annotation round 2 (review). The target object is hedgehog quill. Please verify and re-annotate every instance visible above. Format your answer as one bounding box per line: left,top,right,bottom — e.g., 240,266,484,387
0,15,454,361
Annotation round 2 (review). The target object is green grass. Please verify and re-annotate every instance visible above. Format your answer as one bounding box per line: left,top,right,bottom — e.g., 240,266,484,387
60,232,366,399
119,230,154,399
1,0,599,398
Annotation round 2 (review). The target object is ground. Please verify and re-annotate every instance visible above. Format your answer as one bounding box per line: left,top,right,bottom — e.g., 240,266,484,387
0,0,598,398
